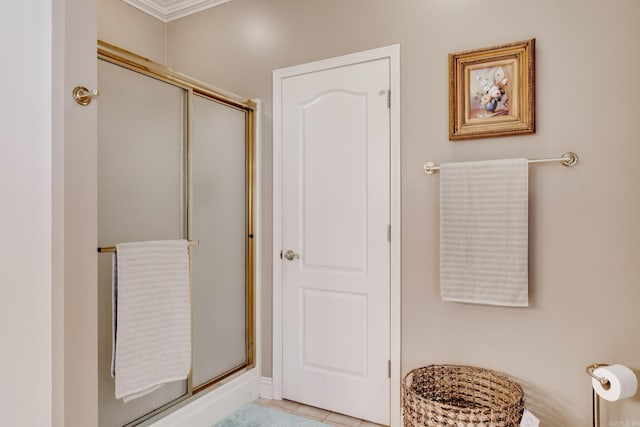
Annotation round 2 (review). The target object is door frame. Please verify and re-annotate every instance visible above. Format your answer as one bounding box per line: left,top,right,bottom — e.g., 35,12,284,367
272,44,401,427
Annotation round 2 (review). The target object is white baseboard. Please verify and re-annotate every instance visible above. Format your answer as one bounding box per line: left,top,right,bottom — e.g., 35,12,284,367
150,369,259,427
259,377,273,400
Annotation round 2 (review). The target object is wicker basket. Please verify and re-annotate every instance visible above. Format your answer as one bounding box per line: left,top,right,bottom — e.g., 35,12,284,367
402,365,525,427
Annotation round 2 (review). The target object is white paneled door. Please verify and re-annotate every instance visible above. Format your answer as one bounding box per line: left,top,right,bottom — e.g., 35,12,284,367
281,58,391,425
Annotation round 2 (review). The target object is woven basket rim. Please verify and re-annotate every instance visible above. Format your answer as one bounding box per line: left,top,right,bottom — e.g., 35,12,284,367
403,364,525,414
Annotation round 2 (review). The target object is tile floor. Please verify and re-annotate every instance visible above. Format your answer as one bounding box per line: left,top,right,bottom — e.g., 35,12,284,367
253,398,387,427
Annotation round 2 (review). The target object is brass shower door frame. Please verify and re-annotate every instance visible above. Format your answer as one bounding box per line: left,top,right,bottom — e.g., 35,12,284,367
98,40,256,425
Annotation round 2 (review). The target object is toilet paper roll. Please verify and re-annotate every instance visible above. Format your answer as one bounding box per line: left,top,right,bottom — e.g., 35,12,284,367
592,364,638,402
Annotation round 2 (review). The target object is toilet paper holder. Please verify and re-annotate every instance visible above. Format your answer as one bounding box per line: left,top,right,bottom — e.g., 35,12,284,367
586,363,611,388
586,363,610,427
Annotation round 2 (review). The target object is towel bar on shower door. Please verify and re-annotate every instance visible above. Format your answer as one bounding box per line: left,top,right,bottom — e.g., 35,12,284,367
97,240,200,253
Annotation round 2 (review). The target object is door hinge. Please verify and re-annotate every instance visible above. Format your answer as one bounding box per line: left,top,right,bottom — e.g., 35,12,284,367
387,225,391,242
387,90,391,109
388,360,391,378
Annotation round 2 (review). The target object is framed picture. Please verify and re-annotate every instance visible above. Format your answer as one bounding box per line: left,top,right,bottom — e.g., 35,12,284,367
449,39,535,140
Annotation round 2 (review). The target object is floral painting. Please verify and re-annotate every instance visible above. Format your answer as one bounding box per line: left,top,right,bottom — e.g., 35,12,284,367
449,39,535,140
469,64,513,119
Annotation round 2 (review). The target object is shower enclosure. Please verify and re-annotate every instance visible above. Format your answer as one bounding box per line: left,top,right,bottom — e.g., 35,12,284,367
96,41,256,426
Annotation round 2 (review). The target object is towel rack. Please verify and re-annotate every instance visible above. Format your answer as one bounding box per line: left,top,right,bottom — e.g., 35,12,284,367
97,240,199,253
423,152,579,175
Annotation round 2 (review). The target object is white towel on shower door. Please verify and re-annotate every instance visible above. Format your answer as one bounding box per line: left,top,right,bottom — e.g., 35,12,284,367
439,158,529,307
111,239,191,402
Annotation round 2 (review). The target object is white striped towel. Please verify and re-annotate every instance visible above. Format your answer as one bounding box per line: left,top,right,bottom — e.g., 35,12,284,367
439,158,529,307
112,240,191,402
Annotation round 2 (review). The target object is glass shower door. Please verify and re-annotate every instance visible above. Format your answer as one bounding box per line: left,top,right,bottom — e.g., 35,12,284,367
191,95,250,390
97,59,188,427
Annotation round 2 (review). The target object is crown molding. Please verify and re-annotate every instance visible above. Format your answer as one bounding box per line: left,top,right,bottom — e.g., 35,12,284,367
123,0,232,22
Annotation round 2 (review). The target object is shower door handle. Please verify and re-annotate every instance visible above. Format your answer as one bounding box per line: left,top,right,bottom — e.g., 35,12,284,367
283,250,300,261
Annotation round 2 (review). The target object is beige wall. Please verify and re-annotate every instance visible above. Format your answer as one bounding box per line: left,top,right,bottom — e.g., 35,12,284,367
163,1,640,425
98,0,167,64
63,0,100,425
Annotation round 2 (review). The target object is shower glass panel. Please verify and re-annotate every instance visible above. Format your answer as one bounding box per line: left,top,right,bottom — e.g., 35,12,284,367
97,59,187,427
191,96,248,388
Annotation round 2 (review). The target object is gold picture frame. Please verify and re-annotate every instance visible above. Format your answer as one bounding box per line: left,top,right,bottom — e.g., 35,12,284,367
449,39,535,140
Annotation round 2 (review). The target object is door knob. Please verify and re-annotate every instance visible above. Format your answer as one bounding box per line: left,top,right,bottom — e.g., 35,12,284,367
283,250,300,261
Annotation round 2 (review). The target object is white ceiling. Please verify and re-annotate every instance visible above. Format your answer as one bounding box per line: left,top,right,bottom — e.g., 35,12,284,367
123,0,233,22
